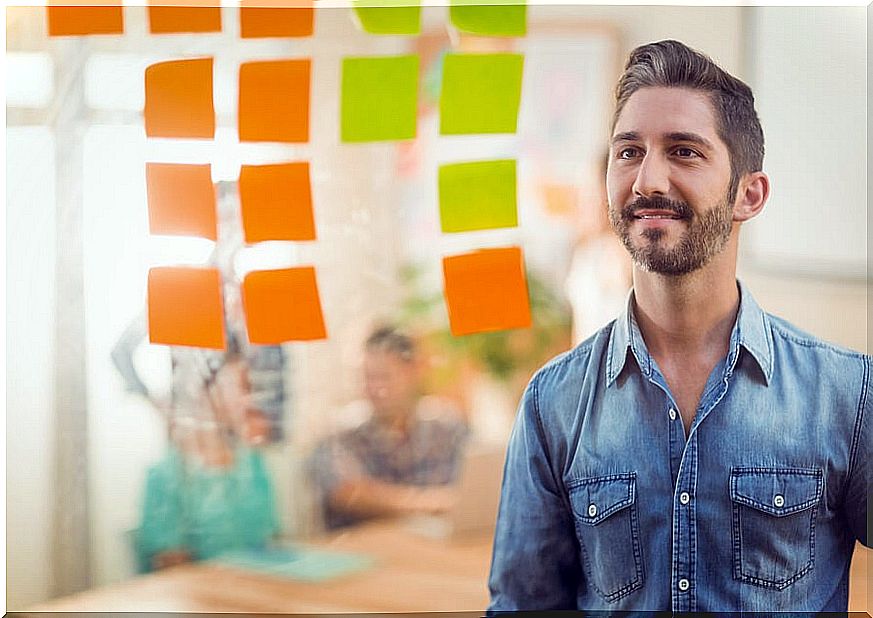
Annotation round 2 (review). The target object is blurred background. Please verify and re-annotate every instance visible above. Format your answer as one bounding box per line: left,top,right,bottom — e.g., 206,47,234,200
6,3,869,613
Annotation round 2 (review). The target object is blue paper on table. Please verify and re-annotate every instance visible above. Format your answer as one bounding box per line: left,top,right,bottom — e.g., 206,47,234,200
211,546,375,582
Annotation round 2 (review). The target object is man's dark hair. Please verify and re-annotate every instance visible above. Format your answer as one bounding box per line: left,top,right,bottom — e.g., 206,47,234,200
365,325,416,363
613,39,765,200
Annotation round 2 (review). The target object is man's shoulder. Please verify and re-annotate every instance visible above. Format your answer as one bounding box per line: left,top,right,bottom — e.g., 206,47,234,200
765,312,869,362
529,321,614,394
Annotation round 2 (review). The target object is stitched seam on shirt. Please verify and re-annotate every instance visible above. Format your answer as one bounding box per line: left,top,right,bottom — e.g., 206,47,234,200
770,324,868,357
730,469,820,590
529,372,566,506
844,355,869,500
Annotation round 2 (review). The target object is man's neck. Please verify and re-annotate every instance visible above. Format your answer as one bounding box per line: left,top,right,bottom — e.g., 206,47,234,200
373,403,417,436
631,259,740,361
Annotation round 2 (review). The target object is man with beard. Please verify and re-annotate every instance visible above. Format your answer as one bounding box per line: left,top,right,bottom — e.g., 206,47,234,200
487,40,870,612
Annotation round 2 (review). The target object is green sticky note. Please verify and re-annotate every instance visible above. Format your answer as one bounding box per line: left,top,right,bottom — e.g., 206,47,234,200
341,55,419,142
353,0,421,35
439,53,523,135
439,159,517,233
449,0,526,36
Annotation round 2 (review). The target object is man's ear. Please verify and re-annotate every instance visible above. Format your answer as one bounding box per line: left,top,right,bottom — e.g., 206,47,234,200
733,171,769,222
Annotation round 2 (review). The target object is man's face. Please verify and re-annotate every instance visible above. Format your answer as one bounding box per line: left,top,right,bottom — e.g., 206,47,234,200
363,349,418,419
606,87,737,276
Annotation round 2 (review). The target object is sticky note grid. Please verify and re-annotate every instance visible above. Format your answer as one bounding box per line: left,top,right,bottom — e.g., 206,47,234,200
144,49,326,348
68,2,530,345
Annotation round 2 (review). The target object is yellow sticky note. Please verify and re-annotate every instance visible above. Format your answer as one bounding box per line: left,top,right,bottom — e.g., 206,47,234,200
341,55,418,142
440,53,523,135
439,159,517,233
353,0,421,35
449,0,526,36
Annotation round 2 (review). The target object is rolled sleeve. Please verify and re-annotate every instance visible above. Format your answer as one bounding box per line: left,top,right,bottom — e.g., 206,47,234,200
488,374,581,610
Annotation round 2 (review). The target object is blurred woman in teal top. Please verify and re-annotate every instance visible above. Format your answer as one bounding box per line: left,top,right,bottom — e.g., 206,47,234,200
135,353,280,572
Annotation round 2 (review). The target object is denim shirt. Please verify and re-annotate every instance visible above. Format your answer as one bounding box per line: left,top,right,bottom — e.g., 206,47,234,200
488,281,870,612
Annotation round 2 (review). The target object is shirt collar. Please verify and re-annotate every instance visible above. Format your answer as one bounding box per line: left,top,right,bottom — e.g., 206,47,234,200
606,279,773,387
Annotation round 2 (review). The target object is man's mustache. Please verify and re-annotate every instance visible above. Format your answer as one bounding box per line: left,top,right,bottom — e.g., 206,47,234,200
621,196,692,220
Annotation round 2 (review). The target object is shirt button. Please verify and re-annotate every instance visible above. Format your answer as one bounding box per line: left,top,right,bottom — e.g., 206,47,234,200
774,494,785,508
679,492,690,505
588,504,597,517
669,408,677,421
678,578,690,591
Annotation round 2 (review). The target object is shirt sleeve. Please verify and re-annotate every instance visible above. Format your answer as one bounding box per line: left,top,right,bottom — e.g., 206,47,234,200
310,434,366,496
487,374,582,611
844,356,871,547
136,457,185,571
110,312,150,398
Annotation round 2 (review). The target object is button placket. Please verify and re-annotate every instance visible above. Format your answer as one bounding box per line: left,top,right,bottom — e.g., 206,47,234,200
672,432,697,611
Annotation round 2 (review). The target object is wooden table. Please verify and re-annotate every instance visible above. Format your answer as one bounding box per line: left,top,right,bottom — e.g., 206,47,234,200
27,521,494,613
23,524,871,614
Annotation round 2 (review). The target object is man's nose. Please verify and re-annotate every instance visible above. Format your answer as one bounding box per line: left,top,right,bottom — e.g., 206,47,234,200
632,153,670,198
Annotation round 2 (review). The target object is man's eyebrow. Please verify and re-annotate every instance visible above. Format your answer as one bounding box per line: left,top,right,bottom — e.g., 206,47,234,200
611,132,638,144
610,131,716,151
664,132,715,150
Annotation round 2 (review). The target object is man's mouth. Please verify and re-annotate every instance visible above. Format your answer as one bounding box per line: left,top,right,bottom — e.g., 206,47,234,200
632,209,684,220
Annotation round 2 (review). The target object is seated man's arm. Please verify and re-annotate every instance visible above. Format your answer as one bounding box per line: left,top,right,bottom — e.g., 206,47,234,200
488,376,581,611
330,477,457,518
310,434,458,527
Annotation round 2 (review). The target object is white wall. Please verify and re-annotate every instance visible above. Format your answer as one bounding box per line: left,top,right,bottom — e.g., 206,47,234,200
736,7,867,353
6,128,57,609
744,6,866,278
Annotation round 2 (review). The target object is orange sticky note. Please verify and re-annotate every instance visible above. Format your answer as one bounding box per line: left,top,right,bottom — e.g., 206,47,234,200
242,268,327,343
148,267,226,349
144,58,215,139
146,163,217,240
47,2,124,36
238,59,310,143
239,163,315,242
443,247,532,336
240,0,314,38
148,1,221,34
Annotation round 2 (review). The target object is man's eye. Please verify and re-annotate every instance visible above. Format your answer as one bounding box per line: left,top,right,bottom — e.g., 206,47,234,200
617,147,639,159
674,147,699,158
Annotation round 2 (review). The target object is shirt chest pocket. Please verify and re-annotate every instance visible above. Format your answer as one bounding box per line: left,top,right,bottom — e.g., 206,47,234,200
568,473,644,602
729,467,823,590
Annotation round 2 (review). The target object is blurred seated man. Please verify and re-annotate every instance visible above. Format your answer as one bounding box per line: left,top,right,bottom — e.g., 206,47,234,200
310,326,469,530
136,350,280,572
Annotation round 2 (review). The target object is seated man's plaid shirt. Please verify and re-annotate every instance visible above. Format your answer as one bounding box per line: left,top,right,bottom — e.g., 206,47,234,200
310,400,468,529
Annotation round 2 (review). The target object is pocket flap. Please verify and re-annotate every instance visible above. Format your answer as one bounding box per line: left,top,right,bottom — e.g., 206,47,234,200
569,473,636,525
730,467,822,516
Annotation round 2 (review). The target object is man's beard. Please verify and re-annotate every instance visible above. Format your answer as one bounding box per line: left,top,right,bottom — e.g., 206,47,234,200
608,194,733,276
